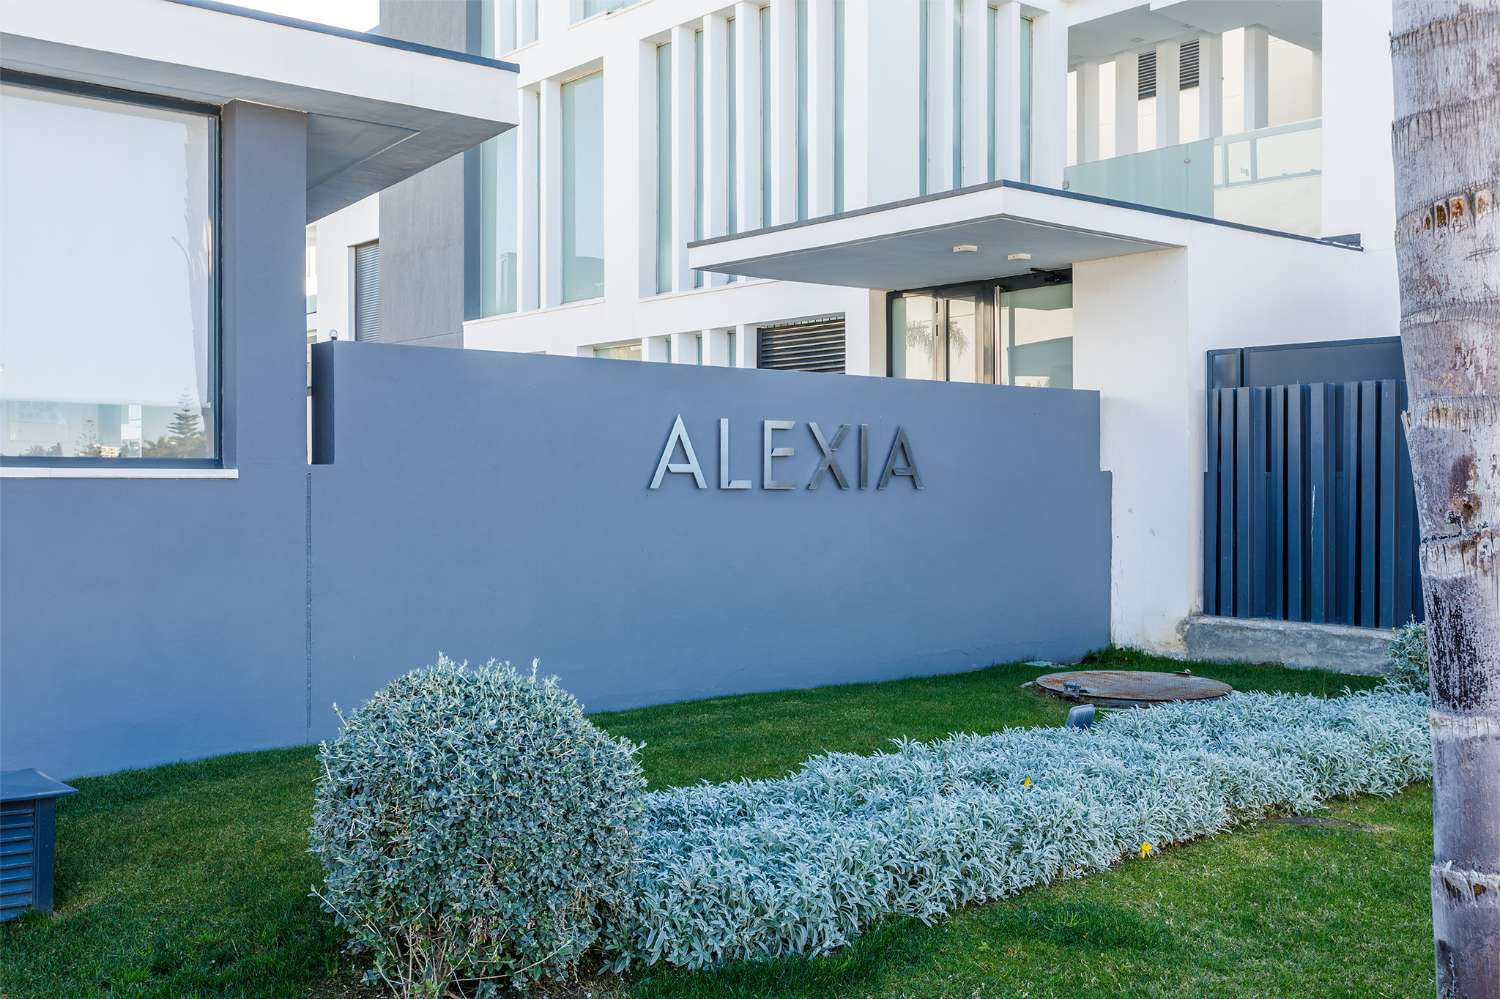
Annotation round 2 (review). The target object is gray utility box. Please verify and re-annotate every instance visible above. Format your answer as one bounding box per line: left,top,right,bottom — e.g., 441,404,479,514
1,769,77,920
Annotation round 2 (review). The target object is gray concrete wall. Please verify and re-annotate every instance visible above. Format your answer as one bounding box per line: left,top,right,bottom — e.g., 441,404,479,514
0,103,312,778
307,344,1113,741
375,0,472,347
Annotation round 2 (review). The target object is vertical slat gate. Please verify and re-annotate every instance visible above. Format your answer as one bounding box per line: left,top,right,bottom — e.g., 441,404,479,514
1203,378,1422,626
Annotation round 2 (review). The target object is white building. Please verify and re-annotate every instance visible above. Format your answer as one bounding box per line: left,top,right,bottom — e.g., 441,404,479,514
362,0,1405,657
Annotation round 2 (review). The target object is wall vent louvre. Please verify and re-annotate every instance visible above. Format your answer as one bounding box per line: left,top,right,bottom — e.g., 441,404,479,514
757,316,846,373
354,241,382,343
1135,42,1198,98
1180,40,1200,89
1137,50,1156,99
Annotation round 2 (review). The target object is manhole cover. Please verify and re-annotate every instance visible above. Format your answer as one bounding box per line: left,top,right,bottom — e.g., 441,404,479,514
1034,670,1232,708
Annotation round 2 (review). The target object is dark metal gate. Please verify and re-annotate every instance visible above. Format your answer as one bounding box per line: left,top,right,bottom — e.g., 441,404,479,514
1203,379,1423,628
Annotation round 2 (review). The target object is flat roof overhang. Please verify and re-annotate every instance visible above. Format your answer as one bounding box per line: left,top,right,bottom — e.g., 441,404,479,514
688,181,1354,290
1,0,520,221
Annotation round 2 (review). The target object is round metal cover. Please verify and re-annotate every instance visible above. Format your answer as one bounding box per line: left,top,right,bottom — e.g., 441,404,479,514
1034,670,1232,708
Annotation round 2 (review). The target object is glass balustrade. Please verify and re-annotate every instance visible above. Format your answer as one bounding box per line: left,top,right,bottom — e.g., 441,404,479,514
1063,118,1322,236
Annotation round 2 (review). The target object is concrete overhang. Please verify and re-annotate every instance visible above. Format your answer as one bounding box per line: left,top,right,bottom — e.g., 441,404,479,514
0,0,520,221
1069,1,1322,67
688,181,1357,291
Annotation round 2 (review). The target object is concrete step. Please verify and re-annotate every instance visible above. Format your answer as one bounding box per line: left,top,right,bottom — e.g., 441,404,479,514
1183,615,1394,676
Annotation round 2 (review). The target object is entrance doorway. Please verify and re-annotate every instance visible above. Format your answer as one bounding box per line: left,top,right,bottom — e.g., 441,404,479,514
887,271,1073,387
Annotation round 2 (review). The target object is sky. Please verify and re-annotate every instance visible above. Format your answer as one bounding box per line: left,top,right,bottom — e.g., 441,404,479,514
235,0,379,32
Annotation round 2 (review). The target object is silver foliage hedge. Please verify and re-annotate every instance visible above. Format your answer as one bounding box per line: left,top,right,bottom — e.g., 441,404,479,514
1386,620,1430,692
309,657,645,996
625,689,1431,969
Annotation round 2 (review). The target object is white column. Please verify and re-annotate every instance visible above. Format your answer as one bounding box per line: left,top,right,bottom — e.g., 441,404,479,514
1154,40,1181,149
1197,33,1224,140
538,77,562,307
805,0,836,216
1113,51,1139,156
1074,60,1100,163
734,322,758,368
1030,8,1069,187
516,88,540,311
702,328,731,366
1309,49,1323,116
638,42,660,297
992,1,1022,181
769,0,798,223
735,1,763,229
927,0,957,192
845,0,921,203
1243,26,1269,130
960,0,990,186
670,26,697,292
644,335,671,362
670,331,700,364
703,15,731,260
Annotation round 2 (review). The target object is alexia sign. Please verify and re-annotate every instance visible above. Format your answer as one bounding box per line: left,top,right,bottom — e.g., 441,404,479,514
649,415,923,491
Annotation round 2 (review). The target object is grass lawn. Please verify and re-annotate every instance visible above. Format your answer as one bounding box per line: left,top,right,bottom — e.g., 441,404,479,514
0,651,1434,998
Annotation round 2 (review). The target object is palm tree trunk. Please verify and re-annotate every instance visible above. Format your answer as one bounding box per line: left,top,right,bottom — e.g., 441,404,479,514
1391,3,1500,996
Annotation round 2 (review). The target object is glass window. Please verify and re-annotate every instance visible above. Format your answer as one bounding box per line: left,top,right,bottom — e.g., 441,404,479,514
481,128,519,316
999,284,1073,388
760,5,771,226
572,0,633,22
562,72,605,303
833,0,845,213
656,42,673,294
952,0,963,190
987,4,996,181
593,341,643,361
1,81,216,461
1020,16,1034,183
727,328,738,367
891,293,939,380
918,3,929,195
796,0,809,220
694,29,705,288
727,18,738,236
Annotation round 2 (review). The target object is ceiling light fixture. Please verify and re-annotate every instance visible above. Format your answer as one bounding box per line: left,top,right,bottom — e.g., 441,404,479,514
952,244,978,253
1008,251,1032,261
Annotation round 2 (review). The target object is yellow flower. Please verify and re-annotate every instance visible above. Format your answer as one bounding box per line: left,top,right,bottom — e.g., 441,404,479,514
1140,841,1153,859
1022,777,1032,788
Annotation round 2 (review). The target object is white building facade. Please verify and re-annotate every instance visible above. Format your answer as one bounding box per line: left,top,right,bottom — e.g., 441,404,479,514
431,0,1400,655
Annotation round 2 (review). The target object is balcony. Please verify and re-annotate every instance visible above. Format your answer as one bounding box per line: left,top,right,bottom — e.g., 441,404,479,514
1063,118,1321,236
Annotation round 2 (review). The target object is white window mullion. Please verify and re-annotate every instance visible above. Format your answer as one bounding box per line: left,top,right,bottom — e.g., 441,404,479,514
703,14,731,248
925,0,955,192
992,0,1021,182
516,87,540,311
734,322,758,368
805,0,836,216
670,25,697,292
959,0,988,186
734,2,763,230
702,328,731,366
1029,8,1068,187
769,0,798,224
538,78,562,308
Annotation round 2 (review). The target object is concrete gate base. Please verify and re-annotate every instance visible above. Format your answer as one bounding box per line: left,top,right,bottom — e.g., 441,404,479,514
1182,615,1394,676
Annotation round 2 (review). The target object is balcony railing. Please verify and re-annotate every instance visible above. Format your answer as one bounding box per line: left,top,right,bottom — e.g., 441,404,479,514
1063,118,1322,236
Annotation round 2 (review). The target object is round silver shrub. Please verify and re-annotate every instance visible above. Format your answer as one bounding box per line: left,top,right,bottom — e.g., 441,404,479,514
1386,620,1430,691
310,655,645,996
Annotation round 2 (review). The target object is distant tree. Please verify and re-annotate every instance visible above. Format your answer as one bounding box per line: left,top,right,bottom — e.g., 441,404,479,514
143,393,208,458
74,420,104,458
20,443,62,457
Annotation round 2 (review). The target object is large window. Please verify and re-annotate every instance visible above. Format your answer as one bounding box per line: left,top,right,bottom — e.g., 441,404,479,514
572,0,634,22
888,275,1072,388
480,129,519,316
561,72,605,303
1,78,217,462
655,42,673,293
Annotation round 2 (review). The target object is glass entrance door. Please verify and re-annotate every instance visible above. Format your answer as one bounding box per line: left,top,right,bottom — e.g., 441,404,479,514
889,287,988,382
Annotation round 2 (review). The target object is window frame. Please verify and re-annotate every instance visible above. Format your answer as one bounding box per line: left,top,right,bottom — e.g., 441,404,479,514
0,70,222,469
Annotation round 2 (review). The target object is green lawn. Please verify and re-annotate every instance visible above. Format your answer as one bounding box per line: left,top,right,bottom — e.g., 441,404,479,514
0,651,1434,998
